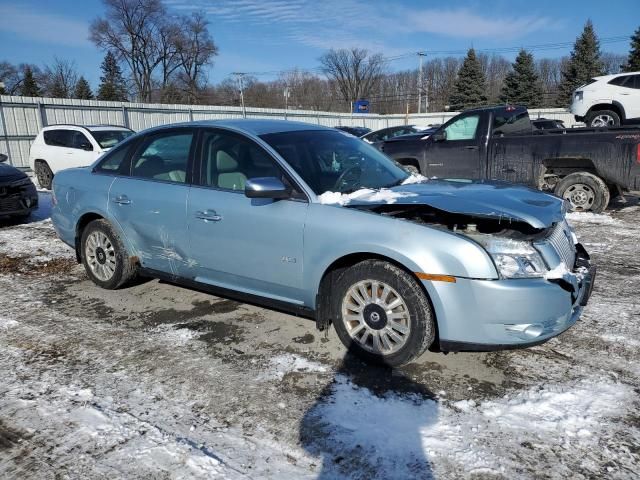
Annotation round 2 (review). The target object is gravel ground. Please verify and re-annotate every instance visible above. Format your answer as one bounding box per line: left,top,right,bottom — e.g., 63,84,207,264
0,193,638,479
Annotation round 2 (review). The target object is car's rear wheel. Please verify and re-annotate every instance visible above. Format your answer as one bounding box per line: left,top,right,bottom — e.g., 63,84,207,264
585,109,620,128
34,161,53,190
332,260,435,366
554,172,610,213
81,219,137,289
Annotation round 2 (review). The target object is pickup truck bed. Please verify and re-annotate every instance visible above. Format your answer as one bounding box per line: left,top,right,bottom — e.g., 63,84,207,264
382,105,640,212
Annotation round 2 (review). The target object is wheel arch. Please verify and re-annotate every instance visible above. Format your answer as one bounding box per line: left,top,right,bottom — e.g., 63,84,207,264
587,102,625,122
314,251,440,343
394,157,421,171
74,212,105,262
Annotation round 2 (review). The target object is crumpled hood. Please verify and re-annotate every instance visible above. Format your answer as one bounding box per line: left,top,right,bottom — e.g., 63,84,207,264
348,179,566,229
0,162,28,183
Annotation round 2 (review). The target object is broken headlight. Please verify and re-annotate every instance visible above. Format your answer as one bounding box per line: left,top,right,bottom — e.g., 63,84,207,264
470,236,547,279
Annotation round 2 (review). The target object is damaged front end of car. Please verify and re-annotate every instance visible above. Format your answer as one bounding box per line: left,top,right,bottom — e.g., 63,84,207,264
346,182,596,351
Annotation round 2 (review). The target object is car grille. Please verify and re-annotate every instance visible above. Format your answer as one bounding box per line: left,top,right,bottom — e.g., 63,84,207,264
0,195,24,212
547,221,576,269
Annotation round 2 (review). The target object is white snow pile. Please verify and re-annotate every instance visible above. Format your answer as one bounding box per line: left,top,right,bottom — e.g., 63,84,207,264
0,316,19,330
309,374,633,477
566,211,620,225
259,353,328,381
152,324,199,346
401,173,429,185
318,188,417,206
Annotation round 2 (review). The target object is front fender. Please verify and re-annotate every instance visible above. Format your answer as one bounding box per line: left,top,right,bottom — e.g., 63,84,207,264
303,204,497,308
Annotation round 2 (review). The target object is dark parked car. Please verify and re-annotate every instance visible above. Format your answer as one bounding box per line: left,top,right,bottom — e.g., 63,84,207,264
0,153,38,220
335,126,371,137
532,118,566,130
362,125,440,149
381,105,640,212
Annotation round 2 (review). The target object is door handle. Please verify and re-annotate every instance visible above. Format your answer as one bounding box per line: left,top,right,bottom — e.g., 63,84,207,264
464,146,479,150
502,167,516,173
112,195,131,205
427,163,443,167
195,210,222,222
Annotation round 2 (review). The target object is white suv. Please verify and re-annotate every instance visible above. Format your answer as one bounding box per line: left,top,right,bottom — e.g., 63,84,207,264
570,72,640,127
29,125,134,189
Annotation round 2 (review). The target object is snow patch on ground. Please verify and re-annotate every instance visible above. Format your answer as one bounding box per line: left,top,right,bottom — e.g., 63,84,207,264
309,374,633,477
260,353,328,381
566,212,620,225
318,188,417,206
153,324,199,346
0,316,19,329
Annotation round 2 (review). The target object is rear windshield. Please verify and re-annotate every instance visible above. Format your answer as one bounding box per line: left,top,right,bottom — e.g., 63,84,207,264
90,130,134,149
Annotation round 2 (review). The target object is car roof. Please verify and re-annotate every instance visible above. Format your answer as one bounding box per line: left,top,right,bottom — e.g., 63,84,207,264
42,124,132,132
142,119,333,136
592,71,640,81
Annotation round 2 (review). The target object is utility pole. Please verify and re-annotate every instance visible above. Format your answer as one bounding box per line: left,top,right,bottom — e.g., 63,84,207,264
283,86,290,120
417,52,426,114
232,72,247,118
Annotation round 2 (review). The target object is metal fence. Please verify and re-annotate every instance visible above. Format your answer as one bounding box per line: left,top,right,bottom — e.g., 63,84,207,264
0,95,576,168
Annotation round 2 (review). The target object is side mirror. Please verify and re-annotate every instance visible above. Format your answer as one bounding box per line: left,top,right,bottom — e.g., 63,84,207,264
0,153,7,163
432,131,447,142
245,177,291,200
79,142,93,151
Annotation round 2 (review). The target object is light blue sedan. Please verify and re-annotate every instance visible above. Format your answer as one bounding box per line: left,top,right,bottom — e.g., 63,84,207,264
51,120,595,366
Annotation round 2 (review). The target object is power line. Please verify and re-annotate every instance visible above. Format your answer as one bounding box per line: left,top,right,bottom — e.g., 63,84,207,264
231,34,632,79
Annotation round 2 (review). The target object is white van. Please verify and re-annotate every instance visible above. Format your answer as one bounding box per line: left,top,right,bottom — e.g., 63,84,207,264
29,125,134,189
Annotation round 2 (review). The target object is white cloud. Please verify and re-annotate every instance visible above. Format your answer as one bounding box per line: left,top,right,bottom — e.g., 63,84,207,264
405,8,561,39
0,4,90,47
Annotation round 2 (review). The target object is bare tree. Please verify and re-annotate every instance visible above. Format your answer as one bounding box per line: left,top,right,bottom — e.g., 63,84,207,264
174,12,218,104
90,0,167,102
43,58,79,98
319,48,386,107
601,52,627,74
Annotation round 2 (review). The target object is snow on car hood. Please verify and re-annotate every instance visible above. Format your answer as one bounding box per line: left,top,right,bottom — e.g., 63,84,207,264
321,179,566,229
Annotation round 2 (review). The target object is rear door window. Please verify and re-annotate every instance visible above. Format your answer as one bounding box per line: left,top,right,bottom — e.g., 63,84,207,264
43,129,74,148
609,76,631,87
130,131,194,184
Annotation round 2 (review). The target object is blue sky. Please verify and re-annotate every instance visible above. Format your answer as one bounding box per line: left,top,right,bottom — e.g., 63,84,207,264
0,0,638,89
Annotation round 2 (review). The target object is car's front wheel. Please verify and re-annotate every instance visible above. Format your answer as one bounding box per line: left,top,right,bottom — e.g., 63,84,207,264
80,219,137,289
333,260,435,366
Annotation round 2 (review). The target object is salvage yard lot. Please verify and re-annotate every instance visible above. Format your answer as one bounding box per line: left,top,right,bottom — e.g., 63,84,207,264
0,193,639,479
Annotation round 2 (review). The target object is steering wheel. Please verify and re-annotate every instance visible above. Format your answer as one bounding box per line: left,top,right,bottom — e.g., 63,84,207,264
333,165,362,192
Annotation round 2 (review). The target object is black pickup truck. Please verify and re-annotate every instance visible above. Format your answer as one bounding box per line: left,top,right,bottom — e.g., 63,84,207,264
381,105,640,212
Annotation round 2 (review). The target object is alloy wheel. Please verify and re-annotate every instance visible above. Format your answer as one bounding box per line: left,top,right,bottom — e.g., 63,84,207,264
341,279,411,356
85,231,117,281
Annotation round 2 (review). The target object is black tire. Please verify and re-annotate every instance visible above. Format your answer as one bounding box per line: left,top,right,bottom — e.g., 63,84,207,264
554,172,610,213
585,109,620,128
332,260,435,367
34,161,54,190
80,219,137,289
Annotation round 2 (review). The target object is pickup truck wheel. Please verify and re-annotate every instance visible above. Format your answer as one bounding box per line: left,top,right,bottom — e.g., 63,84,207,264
34,161,53,190
586,110,620,128
333,260,435,367
403,164,420,174
555,172,610,213
80,219,137,289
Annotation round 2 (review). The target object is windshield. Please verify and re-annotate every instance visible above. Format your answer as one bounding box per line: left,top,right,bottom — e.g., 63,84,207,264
260,130,409,195
90,130,134,149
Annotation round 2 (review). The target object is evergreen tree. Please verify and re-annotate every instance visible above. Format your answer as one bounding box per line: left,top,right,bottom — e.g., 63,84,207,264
74,76,94,99
20,66,41,97
557,20,604,106
449,48,488,110
97,52,128,101
500,49,543,107
622,26,640,72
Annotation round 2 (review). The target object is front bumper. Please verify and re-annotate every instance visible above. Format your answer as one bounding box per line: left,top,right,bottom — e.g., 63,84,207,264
426,246,595,352
0,182,38,217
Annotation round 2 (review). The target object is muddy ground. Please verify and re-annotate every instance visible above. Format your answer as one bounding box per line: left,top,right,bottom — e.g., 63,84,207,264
0,193,638,479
